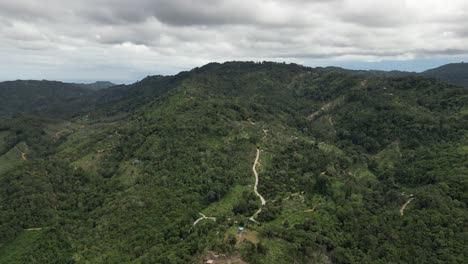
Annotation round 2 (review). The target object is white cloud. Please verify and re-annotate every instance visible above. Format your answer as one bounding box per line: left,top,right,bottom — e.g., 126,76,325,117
0,0,467,82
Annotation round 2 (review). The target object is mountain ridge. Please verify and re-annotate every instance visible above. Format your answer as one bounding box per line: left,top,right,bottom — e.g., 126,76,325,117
325,62,468,87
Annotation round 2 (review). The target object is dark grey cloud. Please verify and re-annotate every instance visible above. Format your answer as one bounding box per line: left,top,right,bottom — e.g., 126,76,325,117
151,0,253,26
0,0,467,82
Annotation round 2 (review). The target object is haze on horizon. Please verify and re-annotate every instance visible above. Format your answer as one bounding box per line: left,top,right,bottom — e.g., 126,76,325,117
0,0,467,83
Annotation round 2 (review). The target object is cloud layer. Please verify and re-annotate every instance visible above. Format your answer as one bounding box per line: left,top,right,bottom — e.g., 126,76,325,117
1,0,468,82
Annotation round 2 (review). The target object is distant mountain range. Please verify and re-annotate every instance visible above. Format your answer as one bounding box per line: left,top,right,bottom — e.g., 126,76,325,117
0,62,466,118
327,62,468,87
0,80,94,117
0,80,117,117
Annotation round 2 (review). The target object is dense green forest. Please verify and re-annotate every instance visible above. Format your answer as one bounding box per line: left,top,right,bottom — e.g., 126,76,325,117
0,61,467,263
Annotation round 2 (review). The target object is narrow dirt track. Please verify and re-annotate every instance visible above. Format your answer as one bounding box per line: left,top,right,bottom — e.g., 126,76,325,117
252,149,266,205
16,146,27,160
54,130,66,140
24,227,43,231
304,203,322,213
250,148,266,223
400,198,414,216
193,213,216,226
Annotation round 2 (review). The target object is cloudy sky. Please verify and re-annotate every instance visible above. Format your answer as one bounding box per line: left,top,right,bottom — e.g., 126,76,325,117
1,0,468,83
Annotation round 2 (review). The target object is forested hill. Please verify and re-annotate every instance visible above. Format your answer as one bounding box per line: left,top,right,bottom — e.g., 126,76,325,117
325,62,468,87
0,77,174,118
1,62,467,118
421,62,468,87
0,61,467,264
0,80,94,117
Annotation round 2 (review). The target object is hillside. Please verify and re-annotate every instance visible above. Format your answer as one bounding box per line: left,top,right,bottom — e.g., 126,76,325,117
421,62,468,87
0,76,185,118
0,80,94,117
0,62,467,264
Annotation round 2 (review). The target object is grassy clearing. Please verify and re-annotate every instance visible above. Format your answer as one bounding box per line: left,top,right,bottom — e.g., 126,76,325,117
318,142,345,156
71,152,104,172
256,150,272,176
0,142,27,175
116,160,142,186
375,141,401,170
461,106,468,115
0,230,42,264
0,131,8,153
458,132,468,154
264,239,296,264
55,129,96,156
460,144,468,154
56,121,118,163
265,197,310,229
354,166,376,179
203,185,247,217
43,121,74,138
225,226,260,247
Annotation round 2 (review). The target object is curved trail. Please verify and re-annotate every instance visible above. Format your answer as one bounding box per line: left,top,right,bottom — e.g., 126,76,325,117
54,130,66,140
304,203,322,213
16,147,27,161
249,148,266,223
193,213,216,226
400,198,414,216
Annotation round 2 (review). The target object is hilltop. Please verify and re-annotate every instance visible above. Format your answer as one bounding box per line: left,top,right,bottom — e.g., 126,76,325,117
421,62,468,87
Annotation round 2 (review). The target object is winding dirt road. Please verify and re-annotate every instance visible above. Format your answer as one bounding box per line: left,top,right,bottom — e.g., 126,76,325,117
400,198,414,216
249,148,266,223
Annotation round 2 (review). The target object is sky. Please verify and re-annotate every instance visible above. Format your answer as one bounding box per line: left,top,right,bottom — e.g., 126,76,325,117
1,0,468,84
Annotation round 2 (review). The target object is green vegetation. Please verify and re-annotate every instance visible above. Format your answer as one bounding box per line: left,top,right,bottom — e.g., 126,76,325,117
0,61,467,263
0,230,43,264
0,80,94,118
77,81,116,91
0,142,29,172
0,131,8,152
